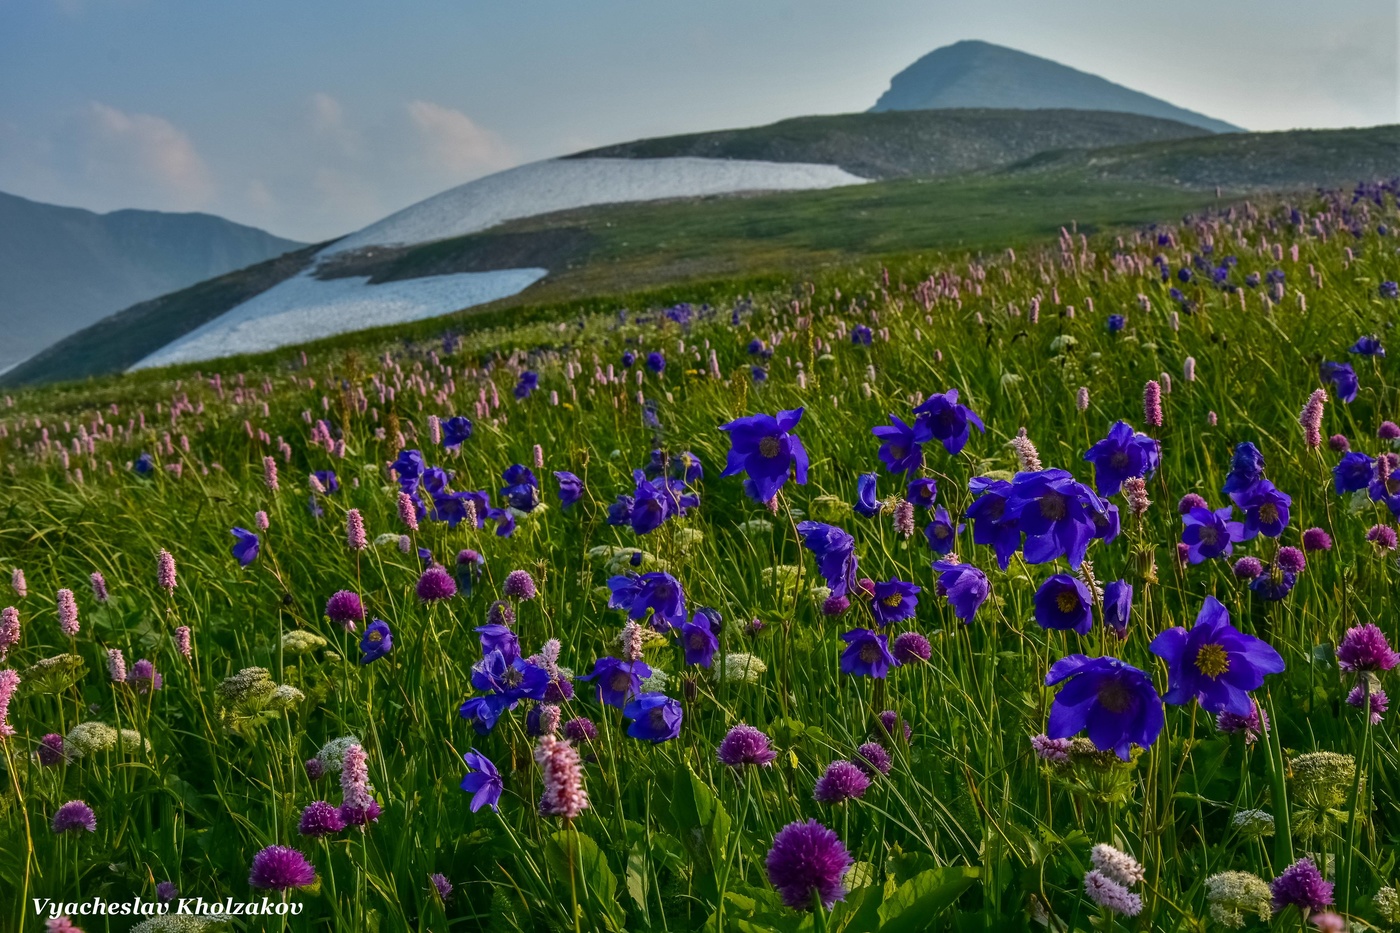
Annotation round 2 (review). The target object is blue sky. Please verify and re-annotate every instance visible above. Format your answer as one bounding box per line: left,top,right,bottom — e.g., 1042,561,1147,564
1,0,1395,242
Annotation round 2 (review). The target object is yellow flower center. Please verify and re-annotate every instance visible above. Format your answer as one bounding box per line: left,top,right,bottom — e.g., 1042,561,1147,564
759,436,782,458
882,593,903,608
1194,643,1231,679
368,632,382,643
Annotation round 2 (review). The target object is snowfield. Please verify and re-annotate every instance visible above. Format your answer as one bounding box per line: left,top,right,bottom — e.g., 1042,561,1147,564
322,157,868,255
130,267,547,369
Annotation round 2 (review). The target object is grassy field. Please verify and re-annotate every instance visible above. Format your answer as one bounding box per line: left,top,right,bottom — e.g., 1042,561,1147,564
1,180,1399,931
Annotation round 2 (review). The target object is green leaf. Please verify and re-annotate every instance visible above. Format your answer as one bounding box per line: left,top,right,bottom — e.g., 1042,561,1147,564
876,866,980,933
668,765,732,906
545,829,626,931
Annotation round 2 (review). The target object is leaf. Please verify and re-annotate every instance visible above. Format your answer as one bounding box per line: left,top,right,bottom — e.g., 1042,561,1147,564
545,829,626,931
876,866,980,933
668,765,732,905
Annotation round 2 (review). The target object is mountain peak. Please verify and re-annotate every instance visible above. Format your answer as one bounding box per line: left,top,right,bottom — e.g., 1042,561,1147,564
872,40,1241,134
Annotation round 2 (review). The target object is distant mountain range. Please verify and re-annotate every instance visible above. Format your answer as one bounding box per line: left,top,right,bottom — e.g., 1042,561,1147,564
872,40,1241,135
0,191,303,373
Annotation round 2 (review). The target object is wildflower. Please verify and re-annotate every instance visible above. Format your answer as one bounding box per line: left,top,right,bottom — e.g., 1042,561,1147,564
1091,845,1144,886
1346,684,1388,724
298,800,346,837
892,631,931,664
263,455,279,491
345,509,367,551
1276,546,1306,574
1232,556,1263,579
1232,479,1291,539
1181,505,1244,563
1043,655,1164,760
1207,871,1273,928
106,648,126,683
1351,335,1385,356
877,710,912,742
813,760,870,804
1084,871,1142,916
1271,858,1334,912
1333,452,1375,494
765,820,852,910
1302,528,1332,551
1216,700,1270,743
359,619,392,664
442,415,473,447
429,873,453,903
1320,362,1358,404
0,606,18,660
1151,596,1284,715
912,389,985,455
459,749,503,812
870,579,920,626
416,566,457,601
1178,493,1208,514
157,550,177,592
504,569,538,600
563,718,597,743
535,735,589,818
1102,580,1132,637
839,629,898,679
929,559,990,622
325,590,364,630
1367,524,1398,550
853,472,880,518
1004,469,1114,568
678,617,718,667
1375,886,1400,924
1231,808,1275,836
872,415,925,475
719,407,809,503
922,507,962,555
554,471,583,510
57,588,79,637
230,527,260,566
796,522,858,597
717,723,777,767
52,799,97,833
1084,421,1160,496
1033,574,1093,635
1143,380,1162,427
1337,623,1400,672
338,743,378,826
248,846,316,890
1077,387,1090,410
1223,442,1268,496
854,742,892,776
623,692,683,742
892,499,915,537
500,464,540,512
174,626,191,658
89,572,108,603
1031,734,1071,762
155,881,178,903
0,668,17,738
606,572,686,630
37,733,66,766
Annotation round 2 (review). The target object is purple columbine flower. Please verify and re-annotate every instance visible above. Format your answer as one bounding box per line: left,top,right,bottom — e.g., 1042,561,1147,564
416,566,457,601
459,749,503,812
871,415,926,475
854,472,880,518
623,693,683,742
922,506,962,555
1149,596,1284,716
1271,858,1333,912
1083,421,1160,496
230,527,260,566
298,800,346,837
1334,452,1375,495
442,416,473,448
359,619,392,664
51,800,96,833
813,760,870,804
129,659,161,693
581,656,652,708
1033,574,1093,635
500,464,540,512
1320,361,1359,404
765,819,853,911
1044,655,1164,760
718,408,810,503
717,724,777,767
839,629,898,679
892,631,931,664
912,389,985,456
678,618,719,667
554,471,583,509
606,572,686,630
796,521,858,597
1004,469,1112,568
1102,580,1132,638
870,579,919,626
325,590,364,630
930,560,990,622
966,477,1020,568
248,845,317,890
1181,505,1243,563
1222,442,1266,496
1231,479,1291,540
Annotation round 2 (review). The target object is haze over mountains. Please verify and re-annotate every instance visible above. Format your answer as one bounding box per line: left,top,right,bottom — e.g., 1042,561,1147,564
0,192,303,373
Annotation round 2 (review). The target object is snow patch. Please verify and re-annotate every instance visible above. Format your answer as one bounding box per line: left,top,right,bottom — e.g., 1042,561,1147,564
130,267,546,369
322,157,867,256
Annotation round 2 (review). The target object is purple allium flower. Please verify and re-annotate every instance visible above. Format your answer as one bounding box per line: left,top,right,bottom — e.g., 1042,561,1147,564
1084,870,1143,916
416,566,457,601
1150,596,1285,715
717,723,777,767
89,572,108,603
1233,556,1264,579
1143,380,1162,428
1178,493,1208,514
298,800,346,836
52,799,96,833
1231,480,1291,540
1329,434,1350,452
892,631,931,665
1181,505,1244,563
821,594,851,616
1031,734,1072,762
623,692,683,742
325,590,364,630
765,820,853,910
156,881,178,903
796,522,858,598
304,757,326,781
174,626,191,659
504,569,538,601
128,658,161,693
535,735,589,818
912,389,985,456
870,578,920,626
1084,421,1160,496
1044,655,1164,760
719,407,810,503
1320,362,1358,405
813,760,870,804
485,600,515,629
1033,574,1093,635
563,717,597,743
1366,524,1398,550
248,845,317,890
360,619,392,664
839,629,898,679
877,710,912,742
0,606,18,661
1302,527,1332,552
57,588,79,637
1380,421,1400,441
1271,858,1333,912
1215,700,1269,743
1347,684,1388,724
429,872,453,902
606,571,686,630
854,472,880,518
1336,623,1400,672
871,415,926,475
929,560,990,622
230,527,260,566
1276,546,1306,574
38,733,66,766
854,742,892,776
460,748,503,812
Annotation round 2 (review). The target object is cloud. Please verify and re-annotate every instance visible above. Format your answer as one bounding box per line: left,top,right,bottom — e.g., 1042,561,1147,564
82,102,214,208
407,100,515,179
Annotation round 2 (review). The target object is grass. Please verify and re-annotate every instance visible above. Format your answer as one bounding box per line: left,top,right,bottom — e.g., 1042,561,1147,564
1,183,1399,931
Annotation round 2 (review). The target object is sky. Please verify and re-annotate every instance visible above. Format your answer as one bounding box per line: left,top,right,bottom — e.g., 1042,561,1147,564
1,0,1395,243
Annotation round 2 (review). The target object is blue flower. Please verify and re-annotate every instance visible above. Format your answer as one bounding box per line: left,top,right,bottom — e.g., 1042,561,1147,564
554,471,583,509
966,477,1019,569
360,619,393,663
1181,505,1243,563
458,695,510,734
1033,574,1093,635
678,618,718,667
1044,655,1164,760
582,656,652,707
854,472,881,518
607,572,687,630
1221,442,1265,496
442,416,473,447
871,414,926,475
646,352,666,374
1102,580,1133,638
391,449,426,486
912,389,985,456
851,325,873,346
623,693,683,742
313,470,339,494
1149,596,1285,715
607,494,635,526
1230,479,1291,540
1321,361,1359,403
1350,335,1385,357
1083,421,1160,496
514,371,539,399
796,521,858,598
1107,314,1125,333
500,464,539,512
459,749,502,812
870,579,920,627
474,624,519,663
922,507,963,555
930,560,990,622
471,650,550,703
1334,452,1375,494
839,629,899,679
719,408,810,503
1249,568,1297,601
1003,469,1105,569
230,527,260,567
906,478,938,509
134,453,155,475
622,350,636,368
647,449,703,484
